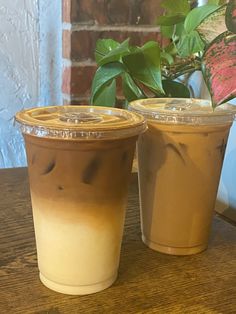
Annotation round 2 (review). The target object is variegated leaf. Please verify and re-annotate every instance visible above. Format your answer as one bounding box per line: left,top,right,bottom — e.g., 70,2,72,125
202,31,236,107
197,5,227,43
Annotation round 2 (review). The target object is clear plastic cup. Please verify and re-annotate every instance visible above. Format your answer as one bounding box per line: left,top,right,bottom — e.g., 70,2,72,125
129,98,236,255
15,105,146,294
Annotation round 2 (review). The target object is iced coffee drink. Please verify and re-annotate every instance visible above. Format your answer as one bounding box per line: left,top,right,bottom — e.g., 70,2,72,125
129,98,236,255
15,106,146,294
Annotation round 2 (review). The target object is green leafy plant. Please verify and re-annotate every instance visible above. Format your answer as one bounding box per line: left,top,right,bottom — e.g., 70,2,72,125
90,0,236,108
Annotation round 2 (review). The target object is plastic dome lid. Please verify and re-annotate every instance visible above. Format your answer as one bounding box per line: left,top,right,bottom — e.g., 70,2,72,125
129,98,236,125
15,105,147,140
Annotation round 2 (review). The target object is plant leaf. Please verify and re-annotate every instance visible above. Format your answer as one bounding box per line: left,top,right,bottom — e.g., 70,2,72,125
162,80,190,98
226,0,236,33
93,79,116,107
157,14,185,26
184,4,219,33
197,5,227,43
202,31,236,107
161,51,174,64
95,39,119,63
122,73,145,101
176,30,205,57
164,42,177,55
161,0,190,15
123,41,164,94
95,38,130,66
173,22,185,40
160,25,174,38
91,62,125,104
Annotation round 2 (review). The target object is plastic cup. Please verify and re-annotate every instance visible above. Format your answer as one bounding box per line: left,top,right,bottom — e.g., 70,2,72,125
15,105,146,294
129,98,236,255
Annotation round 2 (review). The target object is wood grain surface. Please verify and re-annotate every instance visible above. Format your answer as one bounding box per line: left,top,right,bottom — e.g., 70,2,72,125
1,168,236,314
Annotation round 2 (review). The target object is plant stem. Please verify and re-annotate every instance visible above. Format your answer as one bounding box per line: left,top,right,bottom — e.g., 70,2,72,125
163,57,202,80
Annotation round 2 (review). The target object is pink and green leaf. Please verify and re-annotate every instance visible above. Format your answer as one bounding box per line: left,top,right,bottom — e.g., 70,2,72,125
226,0,236,33
202,31,236,107
197,5,227,44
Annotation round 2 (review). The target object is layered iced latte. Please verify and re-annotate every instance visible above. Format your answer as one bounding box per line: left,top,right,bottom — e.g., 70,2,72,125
16,106,146,294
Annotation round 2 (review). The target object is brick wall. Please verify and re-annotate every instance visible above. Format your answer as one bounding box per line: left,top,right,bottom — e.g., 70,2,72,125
62,0,164,105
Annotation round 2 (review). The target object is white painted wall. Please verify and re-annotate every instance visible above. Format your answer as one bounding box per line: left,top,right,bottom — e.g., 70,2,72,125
39,1,62,107
0,0,62,168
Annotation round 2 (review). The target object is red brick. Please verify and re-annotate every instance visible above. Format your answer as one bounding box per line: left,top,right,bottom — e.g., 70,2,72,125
70,98,90,105
71,0,106,25
71,30,162,61
106,0,133,25
70,0,163,25
71,30,94,61
62,67,71,94
70,65,97,96
62,30,71,59
62,0,71,23
139,0,163,25
116,76,123,97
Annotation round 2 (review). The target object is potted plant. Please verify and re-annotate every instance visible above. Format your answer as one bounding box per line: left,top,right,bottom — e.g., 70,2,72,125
90,0,236,108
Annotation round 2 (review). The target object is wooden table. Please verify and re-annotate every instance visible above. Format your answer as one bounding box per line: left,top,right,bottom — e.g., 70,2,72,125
1,168,236,314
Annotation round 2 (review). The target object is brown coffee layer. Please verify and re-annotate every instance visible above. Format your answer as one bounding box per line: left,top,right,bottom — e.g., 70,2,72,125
25,134,137,224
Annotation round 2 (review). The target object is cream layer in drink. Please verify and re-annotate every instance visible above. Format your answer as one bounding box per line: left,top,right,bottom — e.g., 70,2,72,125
15,106,146,294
